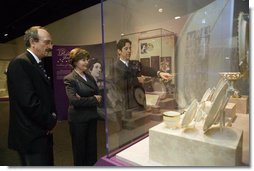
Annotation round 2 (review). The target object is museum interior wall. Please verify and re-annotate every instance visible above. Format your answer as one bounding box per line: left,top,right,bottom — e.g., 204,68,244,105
1,0,248,98
0,0,216,99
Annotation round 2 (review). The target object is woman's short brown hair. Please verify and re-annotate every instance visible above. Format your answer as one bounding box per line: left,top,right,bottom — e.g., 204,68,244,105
69,48,90,68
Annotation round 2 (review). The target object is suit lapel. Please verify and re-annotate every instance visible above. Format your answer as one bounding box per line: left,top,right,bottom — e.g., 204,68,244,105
117,60,129,74
26,51,37,65
85,72,99,89
26,51,51,85
118,60,128,69
73,71,97,91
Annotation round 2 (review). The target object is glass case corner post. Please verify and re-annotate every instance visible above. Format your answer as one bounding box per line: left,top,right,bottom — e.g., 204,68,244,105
100,0,110,158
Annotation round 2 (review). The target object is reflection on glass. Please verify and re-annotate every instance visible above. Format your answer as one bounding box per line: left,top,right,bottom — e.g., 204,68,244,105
102,0,249,157
105,31,176,153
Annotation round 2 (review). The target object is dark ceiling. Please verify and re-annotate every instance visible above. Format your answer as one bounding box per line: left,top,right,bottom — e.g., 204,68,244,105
0,0,102,43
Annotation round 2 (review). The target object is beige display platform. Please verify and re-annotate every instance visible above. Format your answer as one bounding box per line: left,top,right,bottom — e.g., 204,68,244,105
115,114,249,166
228,95,248,114
149,123,243,166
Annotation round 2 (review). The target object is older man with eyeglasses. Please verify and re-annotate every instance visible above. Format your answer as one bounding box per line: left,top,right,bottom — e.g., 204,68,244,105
6,26,57,166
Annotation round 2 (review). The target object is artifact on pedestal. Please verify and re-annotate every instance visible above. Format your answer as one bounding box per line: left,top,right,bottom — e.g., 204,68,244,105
163,111,180,128
162,74,241,133
219,72,241,98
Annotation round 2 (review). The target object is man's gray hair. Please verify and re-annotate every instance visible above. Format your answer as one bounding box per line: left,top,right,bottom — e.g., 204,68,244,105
24,26,45,48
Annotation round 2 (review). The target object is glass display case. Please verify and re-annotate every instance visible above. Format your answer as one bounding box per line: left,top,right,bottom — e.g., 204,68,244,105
0,0,249,166
122,28,176,93
104,28,177,154
99,0,249,166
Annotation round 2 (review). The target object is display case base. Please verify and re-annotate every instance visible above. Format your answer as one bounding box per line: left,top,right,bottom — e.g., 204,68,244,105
228,95,248,114
122,110,150,130
149,113,163,121
149,123,243,166
116,137,162,166
158,98,177,109
100,115,248,166
95,156,130,166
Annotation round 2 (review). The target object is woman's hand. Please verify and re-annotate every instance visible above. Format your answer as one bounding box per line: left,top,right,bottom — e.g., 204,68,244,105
76,93,81,99
94,95,102,102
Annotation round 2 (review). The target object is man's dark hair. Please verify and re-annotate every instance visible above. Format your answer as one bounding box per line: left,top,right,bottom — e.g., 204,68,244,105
116,38,132,50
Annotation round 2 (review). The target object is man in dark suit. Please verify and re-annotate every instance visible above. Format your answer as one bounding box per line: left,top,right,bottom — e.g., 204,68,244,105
111,39,173,118
6,26,57,166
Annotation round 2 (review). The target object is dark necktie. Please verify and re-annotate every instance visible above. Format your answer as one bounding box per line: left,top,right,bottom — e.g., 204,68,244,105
38,62,50,80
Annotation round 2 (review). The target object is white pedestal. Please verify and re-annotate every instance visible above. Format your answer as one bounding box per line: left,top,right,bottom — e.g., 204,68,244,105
116,137,162,166
224,103,237,125
115,115,249,166
228,95,248,114
149,123,243,166
232,114,249,165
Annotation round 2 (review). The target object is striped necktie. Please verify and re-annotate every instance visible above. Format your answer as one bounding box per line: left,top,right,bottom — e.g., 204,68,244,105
38,62,50,80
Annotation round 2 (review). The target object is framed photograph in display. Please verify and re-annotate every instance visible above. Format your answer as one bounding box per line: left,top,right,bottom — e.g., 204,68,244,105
137,32,176,83
122,28,175,77
139,37,161,59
